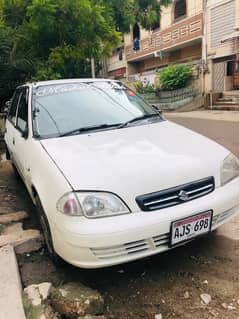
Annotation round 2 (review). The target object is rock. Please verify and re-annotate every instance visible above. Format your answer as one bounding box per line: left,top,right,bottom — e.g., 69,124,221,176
0,211,28,224
23,283,56,319
200,293,212,305
24,285,42,306
0,223,42,253
24,282,52,305
155,314,163,319
222,303,228,309
15,236,43,254
38,283,52,301
184,291,190,299
228,305,236,311
2,222,23,234
221,303,236,310
50,282,104,319
23,293,59,319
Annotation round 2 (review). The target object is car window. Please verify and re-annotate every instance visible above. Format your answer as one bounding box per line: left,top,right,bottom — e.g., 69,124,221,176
16,88,28,132
8,90,21,124
33,82,161,138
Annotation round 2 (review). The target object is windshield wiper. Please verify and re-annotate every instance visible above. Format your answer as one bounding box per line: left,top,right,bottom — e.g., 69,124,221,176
118,114,160,129
60,123,122,137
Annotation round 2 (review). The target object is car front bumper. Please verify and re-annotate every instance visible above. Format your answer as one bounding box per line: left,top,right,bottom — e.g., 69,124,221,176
51,177,239,268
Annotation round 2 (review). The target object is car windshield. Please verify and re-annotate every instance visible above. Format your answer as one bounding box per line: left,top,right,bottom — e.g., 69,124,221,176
32,81,161,138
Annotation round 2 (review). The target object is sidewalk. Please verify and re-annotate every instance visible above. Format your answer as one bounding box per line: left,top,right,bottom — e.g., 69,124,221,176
165,110,239,122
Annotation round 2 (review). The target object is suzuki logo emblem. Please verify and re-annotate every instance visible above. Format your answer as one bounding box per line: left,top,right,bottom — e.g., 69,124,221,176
178,190,189,201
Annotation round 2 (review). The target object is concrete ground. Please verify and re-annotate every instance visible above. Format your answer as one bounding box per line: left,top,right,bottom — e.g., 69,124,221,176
1,111,239,319
165,110,239,123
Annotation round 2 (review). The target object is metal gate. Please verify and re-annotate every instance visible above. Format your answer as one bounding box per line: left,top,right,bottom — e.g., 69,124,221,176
213,61,225,92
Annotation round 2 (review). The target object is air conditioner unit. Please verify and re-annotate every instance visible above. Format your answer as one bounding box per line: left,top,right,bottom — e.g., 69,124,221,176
154,51,162,58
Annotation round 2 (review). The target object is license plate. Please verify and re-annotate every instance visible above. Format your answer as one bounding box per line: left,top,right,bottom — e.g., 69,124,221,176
170,210,213,246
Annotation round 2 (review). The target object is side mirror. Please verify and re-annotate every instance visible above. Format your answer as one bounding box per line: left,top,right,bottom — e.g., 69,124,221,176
21,127,29,139
2,100,11,113
5,100,11,109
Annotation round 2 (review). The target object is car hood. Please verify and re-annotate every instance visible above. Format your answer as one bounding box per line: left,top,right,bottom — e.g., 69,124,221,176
40,121,228,206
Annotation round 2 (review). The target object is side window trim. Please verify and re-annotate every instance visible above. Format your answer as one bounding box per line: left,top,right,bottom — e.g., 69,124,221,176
15,87,29,135
8,90,21,126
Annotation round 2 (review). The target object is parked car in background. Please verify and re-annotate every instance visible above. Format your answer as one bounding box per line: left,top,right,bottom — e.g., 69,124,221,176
4,79,239,268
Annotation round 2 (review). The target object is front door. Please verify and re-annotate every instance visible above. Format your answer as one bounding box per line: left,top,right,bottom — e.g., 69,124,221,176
5,90,21,158
213,61,225,92
14,87,31,187
233,56,239,89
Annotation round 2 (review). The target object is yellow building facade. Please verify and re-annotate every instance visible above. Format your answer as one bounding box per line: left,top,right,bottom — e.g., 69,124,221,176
107,0,204,87
107,0,239,96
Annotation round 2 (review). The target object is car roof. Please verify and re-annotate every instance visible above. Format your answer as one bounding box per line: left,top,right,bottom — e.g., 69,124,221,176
26,78,120,88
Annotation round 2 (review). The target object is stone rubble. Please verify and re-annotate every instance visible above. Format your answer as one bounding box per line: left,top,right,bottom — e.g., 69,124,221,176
23,282,106,319
23,282,59,319
50,282,104,319
0,221,43,253
0,211,28,224
200,293,212,305
221,302,237,311
184,291,190,299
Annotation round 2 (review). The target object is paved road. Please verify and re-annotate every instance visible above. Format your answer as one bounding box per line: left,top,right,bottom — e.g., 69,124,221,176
1,115,239,319
167,115,239,157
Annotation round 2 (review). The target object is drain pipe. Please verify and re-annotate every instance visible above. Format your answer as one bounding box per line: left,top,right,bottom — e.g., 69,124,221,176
202,0,209,107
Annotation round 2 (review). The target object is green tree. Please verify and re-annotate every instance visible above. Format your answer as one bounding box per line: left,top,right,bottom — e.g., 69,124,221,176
104,0,172,32
24,0,121,78
0,25,34,103
0,0,172,102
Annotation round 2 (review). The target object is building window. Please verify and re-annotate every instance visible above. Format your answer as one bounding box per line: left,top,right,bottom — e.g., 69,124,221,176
151,21,160,32
133,23,140,40
133,23,140,51
174,0,186,21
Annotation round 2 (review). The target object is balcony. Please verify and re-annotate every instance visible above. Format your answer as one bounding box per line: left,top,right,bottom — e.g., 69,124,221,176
125,13,203,62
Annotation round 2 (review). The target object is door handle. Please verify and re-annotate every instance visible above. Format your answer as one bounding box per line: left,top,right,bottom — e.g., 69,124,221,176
12,137,15,145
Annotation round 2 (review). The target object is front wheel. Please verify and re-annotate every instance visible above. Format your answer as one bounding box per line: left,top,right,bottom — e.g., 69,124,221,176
12,163,21,180
35,195,63,265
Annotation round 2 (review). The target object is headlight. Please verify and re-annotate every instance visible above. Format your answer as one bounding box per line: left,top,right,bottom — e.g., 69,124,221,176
221,153,239,186
56,192,130,218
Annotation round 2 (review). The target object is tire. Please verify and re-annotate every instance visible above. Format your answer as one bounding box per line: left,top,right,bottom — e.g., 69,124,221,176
5,146,10,160
35,195,63,265
12,163,21,180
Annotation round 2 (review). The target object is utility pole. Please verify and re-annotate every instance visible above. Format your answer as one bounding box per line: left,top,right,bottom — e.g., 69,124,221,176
91,57,95,78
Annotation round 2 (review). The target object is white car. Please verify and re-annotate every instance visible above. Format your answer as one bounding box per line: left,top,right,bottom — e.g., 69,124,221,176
4,79,239,268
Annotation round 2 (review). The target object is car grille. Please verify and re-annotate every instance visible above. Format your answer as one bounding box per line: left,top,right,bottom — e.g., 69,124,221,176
136,177,215,212
91,234,170,260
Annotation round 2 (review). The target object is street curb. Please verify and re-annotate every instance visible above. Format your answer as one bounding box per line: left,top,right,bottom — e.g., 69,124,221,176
0,245,26,319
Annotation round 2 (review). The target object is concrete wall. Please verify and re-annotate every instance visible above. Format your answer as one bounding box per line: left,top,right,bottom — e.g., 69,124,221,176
107,52,126,72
